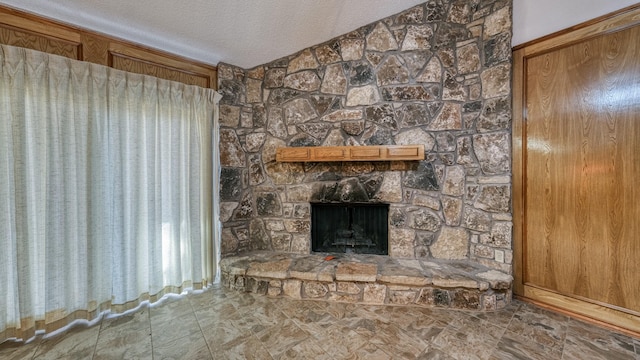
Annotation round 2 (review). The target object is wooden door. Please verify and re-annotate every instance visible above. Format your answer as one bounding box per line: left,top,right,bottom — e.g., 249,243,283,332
513,5,640,335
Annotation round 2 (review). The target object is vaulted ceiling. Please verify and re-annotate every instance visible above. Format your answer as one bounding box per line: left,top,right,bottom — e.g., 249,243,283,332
0,0,424,68
0,0,636,69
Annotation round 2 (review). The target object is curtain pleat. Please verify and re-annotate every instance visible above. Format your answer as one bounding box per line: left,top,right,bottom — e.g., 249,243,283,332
0,44,221,342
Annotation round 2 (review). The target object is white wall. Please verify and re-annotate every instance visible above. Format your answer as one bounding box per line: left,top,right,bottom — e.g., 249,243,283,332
513,0,639,46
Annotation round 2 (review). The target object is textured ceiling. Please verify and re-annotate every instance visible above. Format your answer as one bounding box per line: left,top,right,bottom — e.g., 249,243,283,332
0,0,423,68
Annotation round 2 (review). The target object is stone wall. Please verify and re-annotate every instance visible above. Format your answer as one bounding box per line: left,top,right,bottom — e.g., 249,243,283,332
218,0,513,274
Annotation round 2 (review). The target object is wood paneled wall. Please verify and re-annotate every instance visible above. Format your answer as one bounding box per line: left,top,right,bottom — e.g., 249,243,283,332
0,5,217,89
512,3,640,336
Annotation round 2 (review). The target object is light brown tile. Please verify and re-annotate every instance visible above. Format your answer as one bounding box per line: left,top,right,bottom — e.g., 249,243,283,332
473,300,521,328
203,322,251,352
153,331,212,360
433,316,505,360
490,329,562,360
351,342,393,360
221,335,273,360
150,295,195,322
33,323,100,360
561,320,636,360
417,346,458,360
94,336,152,360
194,302,240,329
288,308,336,335
314,325,369,358
151,311,201,345
255,319,310,358
94,311,152,360
404,315,447,344
369,322,429,359
0,337,41,360
276,337,331,360
100,309,150,336
506,302,568,352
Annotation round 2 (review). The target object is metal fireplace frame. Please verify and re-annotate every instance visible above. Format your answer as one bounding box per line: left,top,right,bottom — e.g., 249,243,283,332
311,202,389,255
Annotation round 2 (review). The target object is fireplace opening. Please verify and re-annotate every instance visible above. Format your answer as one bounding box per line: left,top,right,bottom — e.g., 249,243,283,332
311,203,388,255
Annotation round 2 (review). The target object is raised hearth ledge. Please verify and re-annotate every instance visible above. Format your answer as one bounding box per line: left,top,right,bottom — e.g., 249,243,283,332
220,251,513,311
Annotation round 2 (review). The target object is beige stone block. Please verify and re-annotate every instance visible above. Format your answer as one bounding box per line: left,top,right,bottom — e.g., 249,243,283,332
321,109,363,122
246,66,264,80
267,286,282,297
335,262,377,282
373,172,402,203
482,294,497,311
401,25,434,51
476,270,512,290
346,85,380,106
340,39,364,61
426,103,462,131
321,64,348,95
246,78,263,103
492,213,512,221
289,255,325,281
304,282,328,298
289,270,317,282
283,279,302,299
291,234,310,254
317,263,336,282
287,49,319,73
246,259,291,279
228,266,248,276
363,284,387,304
378,275,429,287
284,70,321,92
484,6,511,38
430,227,469,260
481,63,511,99
336,282,361,295
366,23,399,52
412,195,441,210
416,57,442,83
388,290,417,305
432,276,479,289
389,227,415,258
322,129,345,146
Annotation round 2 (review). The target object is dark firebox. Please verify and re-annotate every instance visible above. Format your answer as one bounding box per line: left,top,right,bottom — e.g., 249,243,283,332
311,203,388,255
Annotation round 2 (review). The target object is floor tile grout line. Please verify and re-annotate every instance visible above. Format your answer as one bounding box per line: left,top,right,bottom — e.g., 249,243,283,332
486,325,509,360
190,295,218,359
90,316,105,360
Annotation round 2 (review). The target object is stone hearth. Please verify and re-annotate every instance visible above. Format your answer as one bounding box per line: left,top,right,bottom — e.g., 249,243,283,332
221,251,512,311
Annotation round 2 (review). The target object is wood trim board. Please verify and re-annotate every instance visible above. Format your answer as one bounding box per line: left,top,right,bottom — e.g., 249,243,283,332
276,145,426,162
0,5,217,89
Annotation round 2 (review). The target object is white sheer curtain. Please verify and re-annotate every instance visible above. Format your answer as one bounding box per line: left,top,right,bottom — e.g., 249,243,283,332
0,44,221,342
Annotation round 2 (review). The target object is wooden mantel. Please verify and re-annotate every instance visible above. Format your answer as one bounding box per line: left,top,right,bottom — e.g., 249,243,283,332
276,145,425,162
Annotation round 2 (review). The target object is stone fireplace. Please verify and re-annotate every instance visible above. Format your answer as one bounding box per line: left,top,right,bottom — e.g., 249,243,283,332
217,0,514,307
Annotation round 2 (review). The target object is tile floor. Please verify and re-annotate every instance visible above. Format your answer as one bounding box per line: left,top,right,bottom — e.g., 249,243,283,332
1,285,638,360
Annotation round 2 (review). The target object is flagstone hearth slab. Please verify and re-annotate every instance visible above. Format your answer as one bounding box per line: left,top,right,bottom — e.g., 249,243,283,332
220,251,513,311
336,262,378,282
